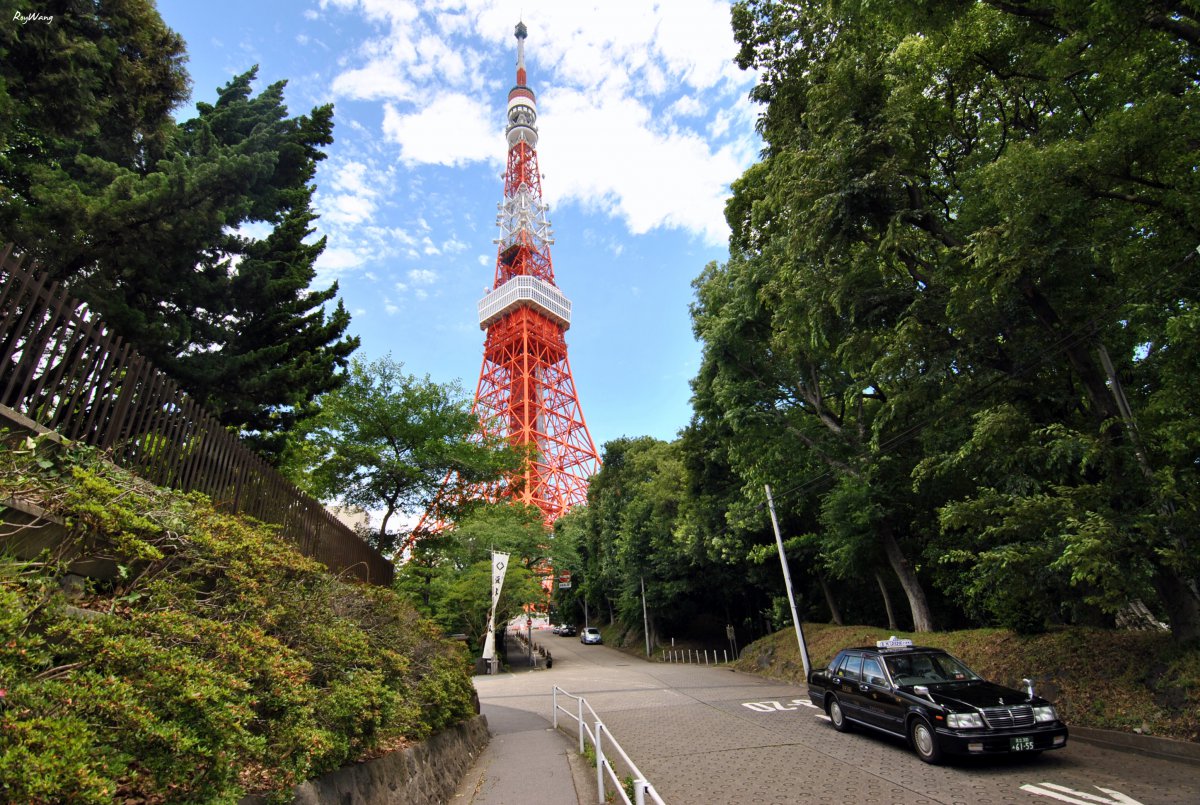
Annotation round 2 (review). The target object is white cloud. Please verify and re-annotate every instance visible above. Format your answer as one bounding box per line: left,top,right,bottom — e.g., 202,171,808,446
539,88,743,244
315,246,368,286
322,0,758,243
381,93,500,167
320,192,376,227
668,95,704,119
408,268,438,285
331,161,376,196
332,61,417,101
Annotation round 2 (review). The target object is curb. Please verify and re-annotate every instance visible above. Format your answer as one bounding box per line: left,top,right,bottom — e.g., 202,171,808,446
1071,726,1200,767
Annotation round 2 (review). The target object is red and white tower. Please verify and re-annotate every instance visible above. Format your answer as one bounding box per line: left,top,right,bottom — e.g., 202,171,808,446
471,22,601,524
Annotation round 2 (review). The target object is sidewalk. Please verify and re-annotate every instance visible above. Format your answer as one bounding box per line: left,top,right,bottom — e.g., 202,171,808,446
450,652,595,805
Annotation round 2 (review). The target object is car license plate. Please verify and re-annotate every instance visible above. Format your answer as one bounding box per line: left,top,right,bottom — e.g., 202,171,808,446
1010,736,1035,751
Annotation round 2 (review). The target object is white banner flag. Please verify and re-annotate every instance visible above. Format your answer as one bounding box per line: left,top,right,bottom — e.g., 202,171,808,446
491,551,509,610
482,551,510,661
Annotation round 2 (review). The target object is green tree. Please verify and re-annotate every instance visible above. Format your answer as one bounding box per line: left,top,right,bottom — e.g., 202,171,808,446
719,0,1200,639
562,436,772,647
285,355,523,554
394,503,550,652
0,4,357,460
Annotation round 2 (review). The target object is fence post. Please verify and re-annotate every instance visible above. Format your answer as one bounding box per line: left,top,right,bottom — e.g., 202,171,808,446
553,687,558,729
596,722,606,803
635,778,647,805
578,697,584,754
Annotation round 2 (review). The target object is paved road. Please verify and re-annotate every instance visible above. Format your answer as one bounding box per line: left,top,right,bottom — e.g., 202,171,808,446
468,626,1200,805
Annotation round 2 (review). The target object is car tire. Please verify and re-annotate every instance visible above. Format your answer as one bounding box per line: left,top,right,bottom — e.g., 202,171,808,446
909,716,942,764
828,696,852,733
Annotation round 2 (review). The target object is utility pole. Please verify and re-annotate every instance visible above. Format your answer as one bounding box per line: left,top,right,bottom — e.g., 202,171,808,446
765,484,811,678
640,576,651,659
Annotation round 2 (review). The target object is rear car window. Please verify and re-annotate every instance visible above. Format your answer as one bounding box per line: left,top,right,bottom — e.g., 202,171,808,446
840,653,863,681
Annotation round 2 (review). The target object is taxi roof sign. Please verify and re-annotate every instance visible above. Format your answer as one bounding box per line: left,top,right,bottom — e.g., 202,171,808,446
876,636,914,649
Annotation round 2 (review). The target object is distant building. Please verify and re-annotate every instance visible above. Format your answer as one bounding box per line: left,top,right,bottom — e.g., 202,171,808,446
328,503,371,533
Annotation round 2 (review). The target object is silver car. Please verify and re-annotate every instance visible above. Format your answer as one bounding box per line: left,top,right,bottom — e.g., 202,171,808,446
580,627,602,645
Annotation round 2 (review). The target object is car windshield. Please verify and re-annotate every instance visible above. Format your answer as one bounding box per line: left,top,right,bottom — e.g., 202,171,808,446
885,652,982,685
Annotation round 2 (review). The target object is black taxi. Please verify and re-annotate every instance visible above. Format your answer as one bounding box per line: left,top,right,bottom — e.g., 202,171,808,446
807,637,1068,763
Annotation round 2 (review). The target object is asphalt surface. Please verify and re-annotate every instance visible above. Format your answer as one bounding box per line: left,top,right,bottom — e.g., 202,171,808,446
452,626,1200,805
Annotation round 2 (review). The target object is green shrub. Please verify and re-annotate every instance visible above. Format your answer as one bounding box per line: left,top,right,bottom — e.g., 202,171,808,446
0,436,476,802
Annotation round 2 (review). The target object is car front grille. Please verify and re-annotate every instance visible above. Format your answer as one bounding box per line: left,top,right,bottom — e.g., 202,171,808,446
981,704,1035,729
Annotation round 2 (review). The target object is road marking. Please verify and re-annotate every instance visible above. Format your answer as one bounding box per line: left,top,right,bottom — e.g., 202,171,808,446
741,698,818,713
1021,783,1144,805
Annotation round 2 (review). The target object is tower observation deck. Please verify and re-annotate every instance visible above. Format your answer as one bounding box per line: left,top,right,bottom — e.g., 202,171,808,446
469,22,601,524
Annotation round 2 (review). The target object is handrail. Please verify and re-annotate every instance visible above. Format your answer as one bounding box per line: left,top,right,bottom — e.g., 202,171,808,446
552,685,666,805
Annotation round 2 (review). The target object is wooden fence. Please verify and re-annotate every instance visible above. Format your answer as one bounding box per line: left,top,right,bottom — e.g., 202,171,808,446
0,243,392,585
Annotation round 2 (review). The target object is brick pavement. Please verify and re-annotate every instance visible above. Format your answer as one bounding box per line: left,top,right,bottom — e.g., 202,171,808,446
455,629,1200,805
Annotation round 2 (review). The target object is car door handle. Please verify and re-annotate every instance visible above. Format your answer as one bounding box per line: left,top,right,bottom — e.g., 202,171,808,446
859,684,870,692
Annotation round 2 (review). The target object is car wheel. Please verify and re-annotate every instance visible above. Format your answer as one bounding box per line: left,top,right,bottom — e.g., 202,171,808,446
909,717,942,764
828,696,852,733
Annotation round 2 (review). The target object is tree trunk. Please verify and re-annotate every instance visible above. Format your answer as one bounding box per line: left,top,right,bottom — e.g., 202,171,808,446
879,523,934,632
817,572,844,625
875,570,898,631
1150,566,1200,644
1017,279,1122,424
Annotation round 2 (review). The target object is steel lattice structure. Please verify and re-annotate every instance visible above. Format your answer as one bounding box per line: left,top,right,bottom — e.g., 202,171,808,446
471,22,601,524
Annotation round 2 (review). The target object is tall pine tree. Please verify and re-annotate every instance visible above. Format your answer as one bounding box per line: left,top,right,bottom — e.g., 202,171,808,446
0,1,357,460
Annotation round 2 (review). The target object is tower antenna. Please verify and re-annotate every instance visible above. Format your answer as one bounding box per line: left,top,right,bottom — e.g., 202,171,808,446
404,22,601,552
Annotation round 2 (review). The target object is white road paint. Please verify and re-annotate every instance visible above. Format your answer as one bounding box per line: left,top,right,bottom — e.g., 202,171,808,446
1021,782,1144,805
741,699,819,712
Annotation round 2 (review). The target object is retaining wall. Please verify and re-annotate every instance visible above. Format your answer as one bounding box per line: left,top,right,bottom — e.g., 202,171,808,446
240,716,490,805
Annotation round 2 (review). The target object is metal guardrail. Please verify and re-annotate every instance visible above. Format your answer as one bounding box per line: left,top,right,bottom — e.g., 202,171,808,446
552,685,666,805
660,648,734,665
0,242,392,584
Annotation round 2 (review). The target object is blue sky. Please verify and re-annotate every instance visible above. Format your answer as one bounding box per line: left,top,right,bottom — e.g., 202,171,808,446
157,0,761,452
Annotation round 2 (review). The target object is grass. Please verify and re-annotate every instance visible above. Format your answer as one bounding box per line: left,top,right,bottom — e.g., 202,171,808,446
733,622,1200,742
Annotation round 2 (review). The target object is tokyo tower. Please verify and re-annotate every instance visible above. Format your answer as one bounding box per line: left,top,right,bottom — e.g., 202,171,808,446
469,22,600,524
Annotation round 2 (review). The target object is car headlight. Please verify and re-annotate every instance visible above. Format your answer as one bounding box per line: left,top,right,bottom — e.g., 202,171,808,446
947,712,985,729
1033,705,1058,723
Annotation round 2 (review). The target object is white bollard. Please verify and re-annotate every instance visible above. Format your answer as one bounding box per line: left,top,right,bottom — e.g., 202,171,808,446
596,723,606,803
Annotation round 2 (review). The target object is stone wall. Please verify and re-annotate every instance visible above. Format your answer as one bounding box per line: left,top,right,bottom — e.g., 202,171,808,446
289,716,490,805
237,717,489,805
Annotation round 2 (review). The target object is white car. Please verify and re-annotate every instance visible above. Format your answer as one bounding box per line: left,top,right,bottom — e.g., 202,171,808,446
580,627,602,645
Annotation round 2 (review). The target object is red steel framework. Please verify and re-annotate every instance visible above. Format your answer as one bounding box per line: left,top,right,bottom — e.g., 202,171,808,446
406,22,599,550
473,21,601,523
